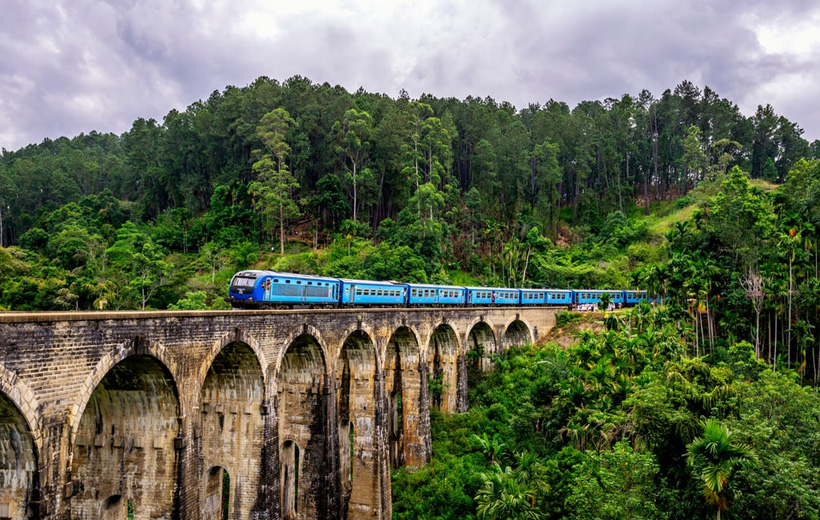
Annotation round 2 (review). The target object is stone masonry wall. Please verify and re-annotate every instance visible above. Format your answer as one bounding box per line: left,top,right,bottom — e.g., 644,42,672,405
0,307,556,519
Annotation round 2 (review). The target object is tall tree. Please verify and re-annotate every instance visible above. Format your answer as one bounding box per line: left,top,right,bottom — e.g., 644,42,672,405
332,108,373,222
249,108,301,255
687,419,754,520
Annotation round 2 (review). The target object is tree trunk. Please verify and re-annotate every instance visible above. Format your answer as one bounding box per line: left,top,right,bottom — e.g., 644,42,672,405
352,160,358,222
280,201,285,256
788,259,793,368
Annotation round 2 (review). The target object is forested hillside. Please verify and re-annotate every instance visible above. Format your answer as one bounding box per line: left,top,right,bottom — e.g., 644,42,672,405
1,77,817,248
393,311,820,520
2,75,820,380
3,76,820,518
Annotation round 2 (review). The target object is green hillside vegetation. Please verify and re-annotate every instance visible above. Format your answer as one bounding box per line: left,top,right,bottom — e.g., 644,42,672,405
394,308,820,520
0,76,819,377
2,76,820,518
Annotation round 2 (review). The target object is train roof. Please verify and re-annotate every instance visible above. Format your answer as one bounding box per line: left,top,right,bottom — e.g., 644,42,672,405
465,286,520,291
234,270,340,282
337,278,405,286
404,283,466,290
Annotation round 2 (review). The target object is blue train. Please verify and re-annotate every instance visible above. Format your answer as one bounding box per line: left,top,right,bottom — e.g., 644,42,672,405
226,270,653,309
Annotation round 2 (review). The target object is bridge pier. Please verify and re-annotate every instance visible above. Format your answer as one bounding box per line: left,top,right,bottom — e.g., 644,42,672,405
0,307,556,519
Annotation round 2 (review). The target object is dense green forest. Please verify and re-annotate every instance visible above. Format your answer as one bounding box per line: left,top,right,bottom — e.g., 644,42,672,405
2,77,819,373
394,309,820,520
2,76,820,517
1,75,820,371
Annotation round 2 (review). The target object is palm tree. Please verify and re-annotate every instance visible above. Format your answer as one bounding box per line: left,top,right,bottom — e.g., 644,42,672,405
475,454,548,520
473,433,507,465
687,419,754,520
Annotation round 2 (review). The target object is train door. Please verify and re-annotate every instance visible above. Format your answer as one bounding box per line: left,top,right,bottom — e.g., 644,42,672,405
264,278,272,301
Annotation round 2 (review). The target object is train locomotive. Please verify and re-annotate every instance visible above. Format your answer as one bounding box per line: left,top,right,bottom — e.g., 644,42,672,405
226,270,652,309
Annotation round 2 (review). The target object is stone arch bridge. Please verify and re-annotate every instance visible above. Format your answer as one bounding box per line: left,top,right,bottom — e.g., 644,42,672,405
0,307,557,519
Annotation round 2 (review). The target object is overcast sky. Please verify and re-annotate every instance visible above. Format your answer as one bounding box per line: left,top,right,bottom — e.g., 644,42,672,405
2,0,819,152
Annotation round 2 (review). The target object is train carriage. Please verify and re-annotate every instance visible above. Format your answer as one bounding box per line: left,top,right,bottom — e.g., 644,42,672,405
466,287,521,306
406,284,467,305
624,290,650,305
520,289,547,305
573,289,625,307
546,290,574,305
228,270,340,307
340,279,406,306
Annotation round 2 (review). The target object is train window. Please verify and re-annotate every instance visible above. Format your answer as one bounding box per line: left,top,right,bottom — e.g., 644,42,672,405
307,282,312,285
286,280,290,283
356,288,362,295
297,281,301,284
274,279,279,283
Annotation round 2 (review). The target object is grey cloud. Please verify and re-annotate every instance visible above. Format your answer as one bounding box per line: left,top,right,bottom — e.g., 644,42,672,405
1,0,819,152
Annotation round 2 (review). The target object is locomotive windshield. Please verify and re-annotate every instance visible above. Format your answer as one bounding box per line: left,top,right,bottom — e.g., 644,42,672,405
232,277,256,287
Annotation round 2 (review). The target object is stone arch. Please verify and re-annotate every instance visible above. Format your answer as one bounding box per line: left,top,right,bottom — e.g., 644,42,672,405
100,494,132,520
503,317,533,348
69,336,178,437
0,364,40,449
276,334,328,519
70,354,180,519
202,466,231,520
273,325,330,382
384,326,430,468
337,322,382,379
337,330,379,518
199,328,268,391
200,341,264,520
279,440,301,520
0,387,39,519
427,323,461,413
465,320,498,372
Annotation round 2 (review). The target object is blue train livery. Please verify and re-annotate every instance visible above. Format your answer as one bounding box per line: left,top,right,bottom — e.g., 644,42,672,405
466,287,520,306
407,284,467,305
573,289,625,306
340,279,406,305
227,270,657,310
228,270,340,307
